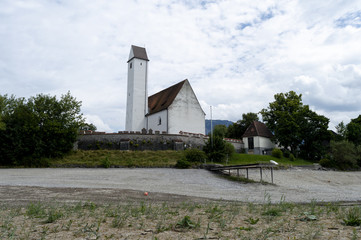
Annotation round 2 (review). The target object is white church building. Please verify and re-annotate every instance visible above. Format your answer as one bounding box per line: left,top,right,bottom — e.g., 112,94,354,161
125,45,206,135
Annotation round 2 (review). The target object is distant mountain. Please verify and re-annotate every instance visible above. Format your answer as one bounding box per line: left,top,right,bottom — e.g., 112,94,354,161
205,119,233,135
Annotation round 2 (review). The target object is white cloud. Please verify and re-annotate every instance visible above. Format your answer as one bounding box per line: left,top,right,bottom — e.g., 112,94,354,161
1,0,361,132
84,114,112,133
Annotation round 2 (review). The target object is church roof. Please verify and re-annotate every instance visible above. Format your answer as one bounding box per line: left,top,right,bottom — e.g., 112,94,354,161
147,80,187,115
242,121,274,138
128,45,149,62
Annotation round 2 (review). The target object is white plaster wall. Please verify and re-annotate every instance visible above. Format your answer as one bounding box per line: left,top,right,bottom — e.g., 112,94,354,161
147,110,168,133
168,81,205,134
257,136,275,149
243,136,275,149
243,137,249,148
125,58,148,131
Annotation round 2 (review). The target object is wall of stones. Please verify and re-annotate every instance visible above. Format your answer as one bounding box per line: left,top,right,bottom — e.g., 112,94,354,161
75,130,243,152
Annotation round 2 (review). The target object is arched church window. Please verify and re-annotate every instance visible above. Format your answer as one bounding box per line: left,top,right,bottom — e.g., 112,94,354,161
158,117,162,125
130,62,132,69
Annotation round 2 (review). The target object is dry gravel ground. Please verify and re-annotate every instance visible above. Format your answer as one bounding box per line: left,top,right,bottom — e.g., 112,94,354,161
0,168,360,204
0,168,361,239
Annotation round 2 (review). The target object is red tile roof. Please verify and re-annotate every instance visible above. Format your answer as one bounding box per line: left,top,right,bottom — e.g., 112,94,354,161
147,80,187,115
242,121,273,138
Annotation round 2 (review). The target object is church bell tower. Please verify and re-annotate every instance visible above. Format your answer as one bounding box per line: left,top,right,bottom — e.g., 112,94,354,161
125,45,149,131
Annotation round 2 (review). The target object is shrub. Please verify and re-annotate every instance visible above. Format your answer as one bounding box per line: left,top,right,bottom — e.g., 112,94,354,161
283,150,290,158
224,142,235,157
175,159,191,169
330,140,358,170
271,148,283,159
319,158,334,168
289,153,295,161
203,136,227,162
184,148,206,163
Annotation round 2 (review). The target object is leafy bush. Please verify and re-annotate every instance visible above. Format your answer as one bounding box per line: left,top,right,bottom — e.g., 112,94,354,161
271,148,283,159
0,92,84,166
175,159,191,169
224,142,235,156
203,136,227,162
283,150,290,158
330,140,358,170
184,148,206,163
319,158,334,168
289,153,295,161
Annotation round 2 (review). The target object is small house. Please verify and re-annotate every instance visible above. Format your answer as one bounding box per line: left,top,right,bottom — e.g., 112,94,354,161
242,121,275,155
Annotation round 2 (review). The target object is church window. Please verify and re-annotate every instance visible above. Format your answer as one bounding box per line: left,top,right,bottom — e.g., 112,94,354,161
158,117,162,125
130,62,132,69
140,62,142,66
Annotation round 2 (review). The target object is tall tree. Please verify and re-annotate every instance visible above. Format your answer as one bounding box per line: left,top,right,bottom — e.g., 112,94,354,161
0,92,84,166
80,123,97,131
346,115,361,146
212,124,227,138
260,91,329,160
334,121,347,141
226,112,259,139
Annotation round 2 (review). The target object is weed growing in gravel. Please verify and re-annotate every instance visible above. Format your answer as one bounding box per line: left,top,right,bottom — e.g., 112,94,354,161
343,206,361,226
0,200,360,239
26,202,46,218
44,207,63,223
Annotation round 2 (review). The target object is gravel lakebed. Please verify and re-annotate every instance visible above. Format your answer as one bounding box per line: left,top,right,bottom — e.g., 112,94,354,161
0,168,360,204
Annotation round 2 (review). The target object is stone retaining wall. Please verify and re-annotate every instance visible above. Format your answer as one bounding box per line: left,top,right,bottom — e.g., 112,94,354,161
75,130,243,152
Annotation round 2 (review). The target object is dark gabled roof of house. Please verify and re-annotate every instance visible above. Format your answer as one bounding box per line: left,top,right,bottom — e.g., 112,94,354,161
147,80,187,115
242,121,273,138
128,45,149,62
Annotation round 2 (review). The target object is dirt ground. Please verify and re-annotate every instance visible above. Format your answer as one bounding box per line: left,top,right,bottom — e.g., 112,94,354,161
0,185,215,206
1,169,361,239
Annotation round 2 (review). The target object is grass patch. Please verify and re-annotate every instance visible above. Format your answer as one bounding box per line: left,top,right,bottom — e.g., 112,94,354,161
227,153,313,166
219,174,258,184
49,150,183,168
9,149,312,168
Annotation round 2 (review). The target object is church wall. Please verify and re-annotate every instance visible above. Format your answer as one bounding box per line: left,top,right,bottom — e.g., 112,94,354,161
168,82,205,134
147,109,168,133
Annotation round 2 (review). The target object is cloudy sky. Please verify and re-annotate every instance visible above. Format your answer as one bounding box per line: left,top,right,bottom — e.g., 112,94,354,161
1,0,361,132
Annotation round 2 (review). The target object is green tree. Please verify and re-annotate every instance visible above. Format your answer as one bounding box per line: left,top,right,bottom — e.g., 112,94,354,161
346,115,361,146
0,92,84,166
329,140,358,170
260,91,329,160
203,136,227,162
335,121,347,140
0,95,6,130
80,123,97,131
212,124,227,138
226,112,259,139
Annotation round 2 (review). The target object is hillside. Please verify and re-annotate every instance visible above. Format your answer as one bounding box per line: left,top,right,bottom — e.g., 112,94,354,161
205,119,233,135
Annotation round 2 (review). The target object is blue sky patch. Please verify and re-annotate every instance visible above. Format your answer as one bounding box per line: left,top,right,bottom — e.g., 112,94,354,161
237,22,252,30
335,11,361,28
